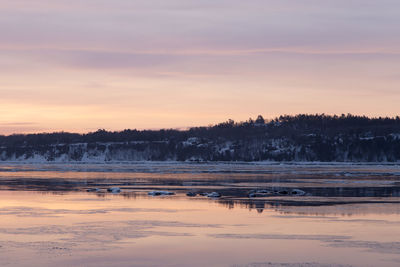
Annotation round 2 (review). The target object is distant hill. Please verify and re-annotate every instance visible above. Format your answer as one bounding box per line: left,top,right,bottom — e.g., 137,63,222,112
1,114,400,162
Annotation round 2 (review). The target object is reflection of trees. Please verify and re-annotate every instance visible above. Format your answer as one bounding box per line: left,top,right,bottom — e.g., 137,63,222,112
219,199,267,213
121,192,139,199
217,198,400,216
11,188,400,216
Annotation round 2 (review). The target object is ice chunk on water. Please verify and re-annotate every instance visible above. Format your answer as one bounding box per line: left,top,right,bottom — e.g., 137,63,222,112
107,187,121,193
290,189,306,196
148,191,175,196
207,192,221,198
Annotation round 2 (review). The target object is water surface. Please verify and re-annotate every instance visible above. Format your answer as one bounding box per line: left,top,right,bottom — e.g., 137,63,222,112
0,162,399,267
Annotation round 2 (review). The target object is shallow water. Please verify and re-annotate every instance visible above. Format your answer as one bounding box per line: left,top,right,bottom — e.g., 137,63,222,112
0,162,399,267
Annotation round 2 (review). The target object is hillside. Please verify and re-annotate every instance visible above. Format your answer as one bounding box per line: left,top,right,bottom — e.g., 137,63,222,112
1,114,400,162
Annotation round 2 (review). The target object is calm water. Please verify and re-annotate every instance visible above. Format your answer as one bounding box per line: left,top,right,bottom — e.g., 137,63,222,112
0,162,399,267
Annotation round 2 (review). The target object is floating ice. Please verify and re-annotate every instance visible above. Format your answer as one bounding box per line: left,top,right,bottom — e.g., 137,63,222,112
248,189,273,198
107,187,121,193
197,192,221,198
206,192,221,198
148,191,175,196
249,188,306,197
290,189,306,196
86,188,101,193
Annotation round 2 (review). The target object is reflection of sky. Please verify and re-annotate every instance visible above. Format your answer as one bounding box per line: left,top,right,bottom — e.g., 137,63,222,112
0,191,400,266
1,163,400,210
1,1,400,134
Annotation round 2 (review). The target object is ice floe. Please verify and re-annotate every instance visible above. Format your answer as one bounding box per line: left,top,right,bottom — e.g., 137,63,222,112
107,187,121,193
249,188,306,198
197,192,221,198
148,191,175,196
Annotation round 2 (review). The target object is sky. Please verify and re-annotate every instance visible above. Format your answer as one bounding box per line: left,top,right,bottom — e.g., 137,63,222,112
1,0,400,134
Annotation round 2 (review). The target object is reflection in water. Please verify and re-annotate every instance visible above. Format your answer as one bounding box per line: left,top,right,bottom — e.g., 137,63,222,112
30,190,400,216
0,190,399,267
0,162,400,216
0,163,399,266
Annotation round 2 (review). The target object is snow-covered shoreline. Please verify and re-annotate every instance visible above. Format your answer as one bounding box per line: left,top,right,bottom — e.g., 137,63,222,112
1,159,400,165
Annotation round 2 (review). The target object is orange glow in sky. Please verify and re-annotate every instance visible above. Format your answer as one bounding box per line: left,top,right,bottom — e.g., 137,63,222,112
1,0,400,134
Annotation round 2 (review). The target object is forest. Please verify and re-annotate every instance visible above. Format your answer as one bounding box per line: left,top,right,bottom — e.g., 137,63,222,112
1,114,400,162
